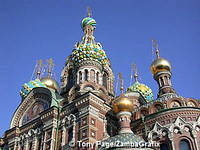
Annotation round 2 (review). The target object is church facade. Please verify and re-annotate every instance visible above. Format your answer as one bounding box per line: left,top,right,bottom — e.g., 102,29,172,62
0,12,200,150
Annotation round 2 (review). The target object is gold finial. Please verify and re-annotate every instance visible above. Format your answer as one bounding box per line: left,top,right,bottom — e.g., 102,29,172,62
152,39,160,59
87,7,92,17
132,64,138,82
47,58,55,78
118,73,124,94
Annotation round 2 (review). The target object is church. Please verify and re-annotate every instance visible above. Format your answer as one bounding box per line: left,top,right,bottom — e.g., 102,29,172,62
0,10,200,150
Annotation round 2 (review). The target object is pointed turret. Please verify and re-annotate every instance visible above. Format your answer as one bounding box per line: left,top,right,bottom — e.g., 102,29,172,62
60,9,114,101
150,40,176,98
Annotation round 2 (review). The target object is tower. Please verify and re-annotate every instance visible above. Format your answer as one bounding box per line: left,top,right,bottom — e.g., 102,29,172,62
58,10,115,149
60,10,114,103
150,40,176,98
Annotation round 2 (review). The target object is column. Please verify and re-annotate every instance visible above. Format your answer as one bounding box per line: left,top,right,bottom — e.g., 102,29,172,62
32,135,38,150
61,126,66,147
77,72,79,84
14,137,19,150
82,70,85,82
88,69,91,81
42,131,47,150
192,130,199,150
24,138,29,150
103,117,109,138
100,74,103,85
168,134,175,150
15,142,20,150
50,128,56,150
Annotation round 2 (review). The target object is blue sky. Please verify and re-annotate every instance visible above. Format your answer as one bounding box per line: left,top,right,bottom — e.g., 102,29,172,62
0,0,200,136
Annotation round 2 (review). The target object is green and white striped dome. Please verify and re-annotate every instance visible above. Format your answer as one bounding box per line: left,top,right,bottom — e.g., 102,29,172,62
20,79,46,99
81,17,96,29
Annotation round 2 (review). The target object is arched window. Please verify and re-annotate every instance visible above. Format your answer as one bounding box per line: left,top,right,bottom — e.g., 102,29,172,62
103,72,108,89
180,139,191,150
160,143,169,150
67,69,73,88
84,69,88,81
154,104,163,112
68,127,73,143
164,76,168,85
160,77,164,86
96,72,99,84
141,109,148,116
90,69,95,82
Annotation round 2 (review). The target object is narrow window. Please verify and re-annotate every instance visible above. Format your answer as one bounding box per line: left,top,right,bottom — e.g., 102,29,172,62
85,69,88,81
96,72,99,84
67,69,73,88
90,69,95,82
180,139,191,150
103,72,108,89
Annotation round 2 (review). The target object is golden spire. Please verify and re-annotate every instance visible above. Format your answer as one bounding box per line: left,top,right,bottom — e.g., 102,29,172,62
118,73,124,94
87,7,92,17
150,40,172,75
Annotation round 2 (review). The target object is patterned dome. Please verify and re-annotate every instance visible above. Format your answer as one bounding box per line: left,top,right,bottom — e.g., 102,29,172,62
127,81,154,101
81,17,96,29
20,79,47,99
69,43,110,65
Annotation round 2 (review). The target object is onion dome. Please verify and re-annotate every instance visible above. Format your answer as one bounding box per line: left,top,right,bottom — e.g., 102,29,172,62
112,95,134,113
69,43,110,65
40,77,60,91
127,81,154,101
81,17,96,30
150,57,171,75
20,79,46,99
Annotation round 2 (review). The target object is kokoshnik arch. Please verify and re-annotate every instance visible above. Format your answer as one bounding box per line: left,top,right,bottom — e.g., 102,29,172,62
0,10,200,150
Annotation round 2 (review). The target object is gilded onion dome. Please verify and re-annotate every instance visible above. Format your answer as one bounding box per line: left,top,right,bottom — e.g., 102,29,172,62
150,43,172,75
112,95,134,113
150,57,171,75
20,79,46,99
127,81,154,101
40,77,60,91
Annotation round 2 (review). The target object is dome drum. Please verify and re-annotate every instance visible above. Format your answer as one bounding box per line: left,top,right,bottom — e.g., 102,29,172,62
153,71,172,80
75,60,103,71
